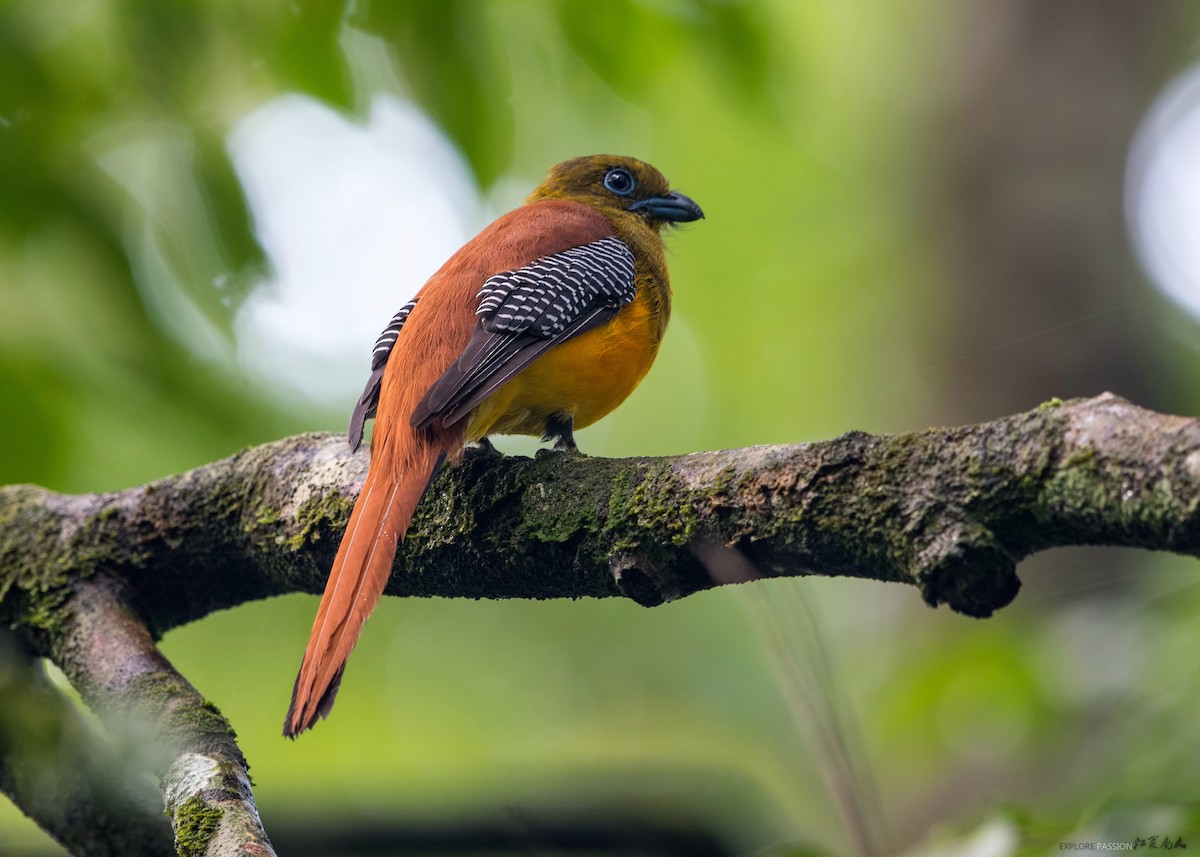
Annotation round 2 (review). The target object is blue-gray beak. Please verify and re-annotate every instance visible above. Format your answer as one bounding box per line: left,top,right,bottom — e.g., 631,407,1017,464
628,191,704,223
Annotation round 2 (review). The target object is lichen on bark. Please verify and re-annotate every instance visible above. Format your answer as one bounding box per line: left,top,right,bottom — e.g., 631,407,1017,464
2,392,1200,855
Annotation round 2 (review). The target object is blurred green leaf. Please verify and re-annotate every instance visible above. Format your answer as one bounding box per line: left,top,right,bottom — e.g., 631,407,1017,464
269,0,354,109
555,0,683,99
356,0,513,185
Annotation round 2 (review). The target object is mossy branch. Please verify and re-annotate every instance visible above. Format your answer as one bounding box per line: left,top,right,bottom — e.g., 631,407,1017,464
2,392,1199,854
0,630,172,855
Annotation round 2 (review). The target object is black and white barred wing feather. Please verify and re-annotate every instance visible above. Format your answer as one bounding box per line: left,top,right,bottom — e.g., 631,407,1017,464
348,299,417,451
412,236,637,429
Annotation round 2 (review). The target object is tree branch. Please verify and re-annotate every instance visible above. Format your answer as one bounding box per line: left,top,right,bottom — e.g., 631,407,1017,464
59,579,275,857
2,392,1198,853
0,630,172,856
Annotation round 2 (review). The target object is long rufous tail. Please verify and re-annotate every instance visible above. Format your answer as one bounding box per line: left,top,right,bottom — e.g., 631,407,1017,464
283,439,444,738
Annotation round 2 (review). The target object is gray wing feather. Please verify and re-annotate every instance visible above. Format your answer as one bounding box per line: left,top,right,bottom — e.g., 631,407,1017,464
348,299,417,451
412,237,637,430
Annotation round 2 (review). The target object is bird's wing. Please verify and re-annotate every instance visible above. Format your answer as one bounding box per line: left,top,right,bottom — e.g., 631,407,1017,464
411,235,638,429
348,298,418,451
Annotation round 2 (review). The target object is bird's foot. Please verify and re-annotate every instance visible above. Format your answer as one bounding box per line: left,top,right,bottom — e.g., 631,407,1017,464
463,437,503,460
536,445,586,460
538,413,584,458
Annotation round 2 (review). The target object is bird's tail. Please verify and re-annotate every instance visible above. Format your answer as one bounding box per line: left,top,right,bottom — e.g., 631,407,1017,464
283,439,445,738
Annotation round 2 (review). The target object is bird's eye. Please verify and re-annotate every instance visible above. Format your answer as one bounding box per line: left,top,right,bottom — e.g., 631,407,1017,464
603,167,636,196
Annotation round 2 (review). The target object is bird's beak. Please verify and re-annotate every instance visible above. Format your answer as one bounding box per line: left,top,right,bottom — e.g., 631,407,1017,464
628,191,704,223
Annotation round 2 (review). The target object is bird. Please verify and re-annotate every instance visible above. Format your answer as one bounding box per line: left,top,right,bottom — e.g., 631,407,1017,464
284,155,703,738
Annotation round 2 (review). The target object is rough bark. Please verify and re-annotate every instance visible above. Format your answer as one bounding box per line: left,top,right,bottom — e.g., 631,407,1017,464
0,631,172,856
1,392,1198,854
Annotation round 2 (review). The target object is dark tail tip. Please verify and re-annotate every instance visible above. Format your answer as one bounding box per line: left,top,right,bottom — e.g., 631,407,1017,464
282,665,346,739
283,675,308,738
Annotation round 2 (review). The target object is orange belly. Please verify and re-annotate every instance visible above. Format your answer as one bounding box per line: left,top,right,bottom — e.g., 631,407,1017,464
465,294,661,440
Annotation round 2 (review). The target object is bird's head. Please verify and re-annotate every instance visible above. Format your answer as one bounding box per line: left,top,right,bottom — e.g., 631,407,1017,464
528,155,704,230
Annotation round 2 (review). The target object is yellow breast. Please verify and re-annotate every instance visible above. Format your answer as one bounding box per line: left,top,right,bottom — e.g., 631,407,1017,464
465,291,661,441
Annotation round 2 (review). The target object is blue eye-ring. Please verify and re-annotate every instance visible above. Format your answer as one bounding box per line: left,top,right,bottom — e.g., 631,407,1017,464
604,167,636,196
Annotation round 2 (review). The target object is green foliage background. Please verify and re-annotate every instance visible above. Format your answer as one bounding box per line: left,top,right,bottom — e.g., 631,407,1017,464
2,1,1200,853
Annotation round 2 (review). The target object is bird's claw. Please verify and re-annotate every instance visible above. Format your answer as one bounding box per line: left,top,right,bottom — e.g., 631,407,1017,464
463,437,503,460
